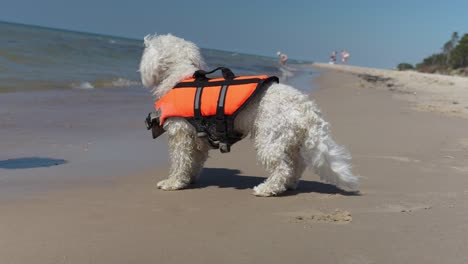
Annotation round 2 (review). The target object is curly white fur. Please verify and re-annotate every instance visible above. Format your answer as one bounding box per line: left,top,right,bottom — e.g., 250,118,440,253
140,34,359,196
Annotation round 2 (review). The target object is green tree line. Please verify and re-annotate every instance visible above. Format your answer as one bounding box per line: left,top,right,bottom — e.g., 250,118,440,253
397,32,468,75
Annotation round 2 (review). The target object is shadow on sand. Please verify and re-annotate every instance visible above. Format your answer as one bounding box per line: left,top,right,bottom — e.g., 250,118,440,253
195,167,359,196
0,157,67,169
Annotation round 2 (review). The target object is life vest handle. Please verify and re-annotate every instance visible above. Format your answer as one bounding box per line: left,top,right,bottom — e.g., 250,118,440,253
193,67,235,80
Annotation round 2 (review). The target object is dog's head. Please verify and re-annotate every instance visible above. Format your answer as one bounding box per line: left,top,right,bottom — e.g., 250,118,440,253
139,34,205,97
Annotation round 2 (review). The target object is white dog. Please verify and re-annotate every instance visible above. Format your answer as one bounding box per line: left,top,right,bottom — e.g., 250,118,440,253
140,34,358,196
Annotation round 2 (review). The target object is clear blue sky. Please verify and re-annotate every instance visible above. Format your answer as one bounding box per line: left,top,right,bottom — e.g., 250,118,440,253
1,0,467,68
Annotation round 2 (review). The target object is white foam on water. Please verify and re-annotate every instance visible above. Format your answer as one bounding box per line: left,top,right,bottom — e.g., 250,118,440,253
71,81,95,89
111,78,140,87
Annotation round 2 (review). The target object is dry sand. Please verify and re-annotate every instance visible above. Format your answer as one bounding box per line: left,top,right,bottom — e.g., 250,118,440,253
314,63,468,119
1,66,468,263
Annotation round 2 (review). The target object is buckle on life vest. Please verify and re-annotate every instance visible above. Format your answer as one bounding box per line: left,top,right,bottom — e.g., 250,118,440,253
219,142,230,153
145,111,165,139
203,138,231,153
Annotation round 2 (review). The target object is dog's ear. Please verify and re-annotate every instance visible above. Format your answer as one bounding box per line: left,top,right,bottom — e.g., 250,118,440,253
157,34,205,71
139,34,206,88
140,34,162,87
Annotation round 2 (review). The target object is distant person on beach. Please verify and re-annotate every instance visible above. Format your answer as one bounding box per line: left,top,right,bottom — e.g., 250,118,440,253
277,51,288,66
276,51,292,81
341,50,350,64
329,51,337,64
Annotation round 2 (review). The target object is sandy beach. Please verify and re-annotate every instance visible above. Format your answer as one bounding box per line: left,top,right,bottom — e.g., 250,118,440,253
314,63,468,119
2,66,468,263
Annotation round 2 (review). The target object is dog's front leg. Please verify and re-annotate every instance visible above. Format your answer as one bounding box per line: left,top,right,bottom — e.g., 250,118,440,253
157,119,208,191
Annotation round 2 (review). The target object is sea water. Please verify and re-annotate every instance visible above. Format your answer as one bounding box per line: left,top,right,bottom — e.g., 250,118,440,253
0,21,315,92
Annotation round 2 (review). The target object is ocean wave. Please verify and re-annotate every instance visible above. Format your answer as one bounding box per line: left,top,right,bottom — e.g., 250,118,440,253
93,78,140,88
111,78,140,87
70,78,140,90
71,82,94,89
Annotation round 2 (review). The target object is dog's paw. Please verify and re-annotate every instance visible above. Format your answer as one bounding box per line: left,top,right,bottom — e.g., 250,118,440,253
156,179,188,191
253,183,287,197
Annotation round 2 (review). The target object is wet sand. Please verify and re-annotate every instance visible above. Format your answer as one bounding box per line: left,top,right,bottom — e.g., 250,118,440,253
0,87,167,200
1,69,468,263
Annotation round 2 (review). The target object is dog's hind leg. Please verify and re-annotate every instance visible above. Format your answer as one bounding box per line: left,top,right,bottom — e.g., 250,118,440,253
157,119,209,190
286,149,306,190
253,149,306,195
252,127,302,196
253,149,297,196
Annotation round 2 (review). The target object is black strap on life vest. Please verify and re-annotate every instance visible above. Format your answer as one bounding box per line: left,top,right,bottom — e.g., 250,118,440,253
193,67,235,80
193,86,203,120
175,67,279,153
215,84,229,138
191,67,235,135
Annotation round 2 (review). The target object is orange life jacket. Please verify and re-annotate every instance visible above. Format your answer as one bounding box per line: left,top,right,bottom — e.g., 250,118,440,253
156,75,276,125
146,67,278,152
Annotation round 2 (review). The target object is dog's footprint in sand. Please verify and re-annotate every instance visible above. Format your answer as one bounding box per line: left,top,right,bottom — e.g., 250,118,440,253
290,209,352,225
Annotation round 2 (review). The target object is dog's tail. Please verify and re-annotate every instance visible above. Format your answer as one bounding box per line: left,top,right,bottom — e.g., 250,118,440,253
302,112,359,191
